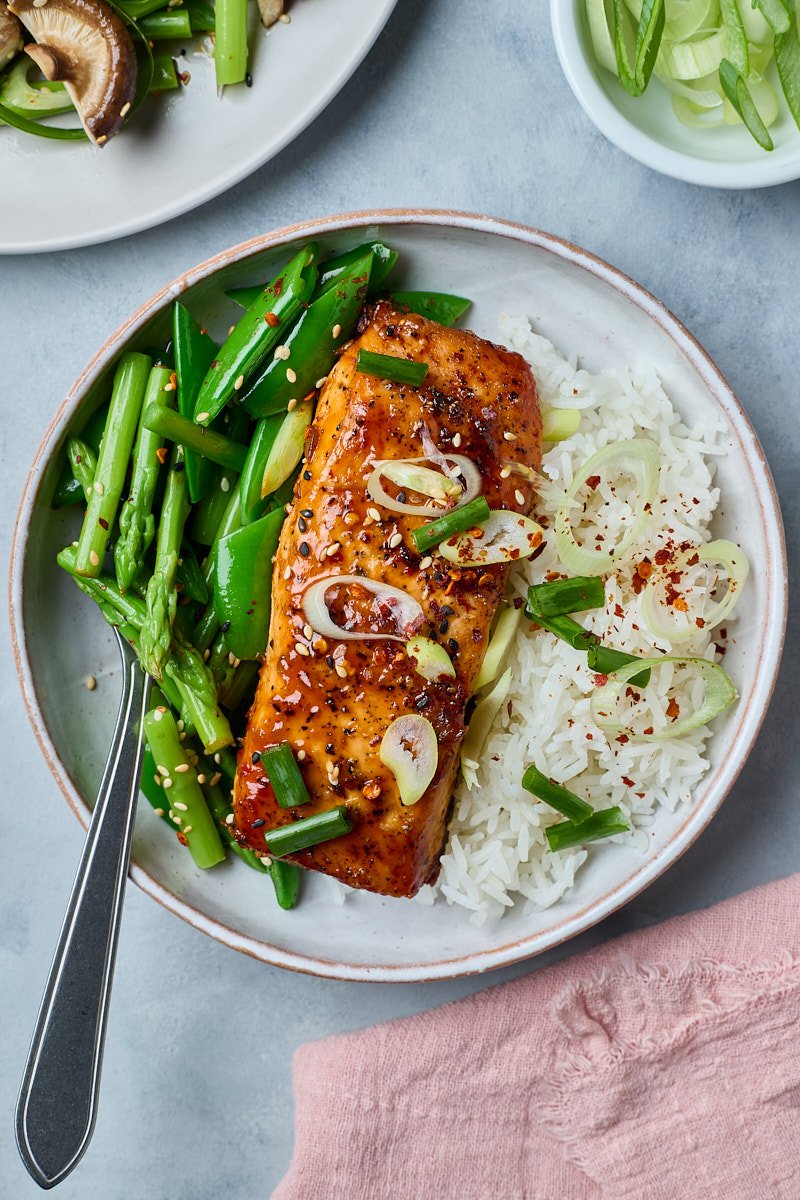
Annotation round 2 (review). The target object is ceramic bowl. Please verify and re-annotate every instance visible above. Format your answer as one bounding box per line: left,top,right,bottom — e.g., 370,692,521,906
10,210,787,981
550,0,800,188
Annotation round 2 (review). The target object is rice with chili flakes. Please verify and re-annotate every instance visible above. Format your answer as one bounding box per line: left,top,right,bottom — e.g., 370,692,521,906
413,314,735,924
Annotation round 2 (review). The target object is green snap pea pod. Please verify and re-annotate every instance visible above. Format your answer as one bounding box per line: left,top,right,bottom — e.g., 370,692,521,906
150,54,179,93
389,291,472,327
52,404,109,508
227,240,397,308
218,659,259,714
114,364,171,593
239,413,283,525
143,402,248,472
269,860,302,910
173,301,221,503
189,406,250,544
140,9,191,38
74,352,151,576
238,253,372,417
66,437,97,503
143,708,225,868
184,0,215,30
213,507,284,660
175,540,209,604
201,780,270,873
140,446,190,678
193,243,318,427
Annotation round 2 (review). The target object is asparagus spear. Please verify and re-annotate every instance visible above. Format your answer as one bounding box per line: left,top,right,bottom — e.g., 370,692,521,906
74,351,151,577
143,707,225,868
66,436,97,502
114,364,171,593
139,445,190,679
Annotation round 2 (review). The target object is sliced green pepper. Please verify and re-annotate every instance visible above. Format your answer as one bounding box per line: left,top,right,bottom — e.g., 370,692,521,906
174,301,221,504
389,291,472,326
193,243,318,427
213,507,284,660
239,252,372,417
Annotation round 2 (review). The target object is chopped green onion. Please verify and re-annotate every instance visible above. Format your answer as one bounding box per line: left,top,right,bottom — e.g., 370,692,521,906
474,604,522,692
389,291,472,327
264,807,352,857
521,765,594,823
412,495,491,554
753,0,792,36
262,742,310,809
142,403,248,472
546,807,629,852
356,350,429,387
542,407,581,443
380,715,438,806
586,643,651,687
719,0,749,77
406,635,456,681
612,0,666,96
524,606,598,653
527,575,605,618
140,9,191,38
775,12,800,132
439,510,544,567
590,655,738,739
460,668,512,774
718,58,774,150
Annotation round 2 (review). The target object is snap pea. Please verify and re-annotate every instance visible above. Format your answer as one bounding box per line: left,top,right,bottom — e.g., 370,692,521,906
193,243,318,427
74,352,151,577
114,364,171,593
175,540,209,604
238,252,372,417
139,445,190,679
227,240,397,309
189,404,250,544
213,507,284,660
140,9,191,38
389,291,472,327
173,301,220,503
239,413,284,524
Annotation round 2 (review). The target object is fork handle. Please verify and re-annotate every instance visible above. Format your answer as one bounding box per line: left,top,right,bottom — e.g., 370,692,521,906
15,642,151,1190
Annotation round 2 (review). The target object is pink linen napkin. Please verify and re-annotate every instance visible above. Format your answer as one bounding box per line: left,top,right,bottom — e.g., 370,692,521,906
273,874,800,1200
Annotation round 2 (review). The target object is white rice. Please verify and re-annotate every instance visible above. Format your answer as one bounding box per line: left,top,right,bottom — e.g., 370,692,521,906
417,314,733,924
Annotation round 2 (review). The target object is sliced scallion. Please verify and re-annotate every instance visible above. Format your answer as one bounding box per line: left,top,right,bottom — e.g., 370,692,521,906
590,655,738,739
521,765,593,823
612,0,666,96
524,606,598,653
527,575,605,619
775,12,800,132
412,495,491,554
262,742,310,809
586,643,651,687
356,350,429,387
753,0,792,36
542,407,581,443
264,807,352,857
718,58,774,150
546,808,630,853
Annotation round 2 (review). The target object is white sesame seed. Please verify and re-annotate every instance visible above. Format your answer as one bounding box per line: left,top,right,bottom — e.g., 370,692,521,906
367,507,382,523
283,566,291,579
389,532,403,549
287,397,298,411
228,325,236,336
515,489,525,505
153,807,164,818
163,778,173,789
89,550,100,567
500,466,512,479
220,476,230,492
327,542,341,557
453,432,462,447
120,102,131,117
228,651,236,666
197,411,210,423
297,749,306,761
419,556,433,570
274,344,290,360
176,719,184,731
303,624,313,639
209,772,222,787
85,675,97,691
163,381,176,392
197,773,206,784
234,373,245,390
335,664,348,678
153,709,164,722
214,753,221,764
168,810,176,820
183,825,193,835
174,801,189,811
279,9,290,19
156,764,169,775
332,324,342,338
225,812,235,825
315,376,328,389
295,642,310,657
174,764,190,774
286,368,297,384
503,431,516,442
202,648,210,661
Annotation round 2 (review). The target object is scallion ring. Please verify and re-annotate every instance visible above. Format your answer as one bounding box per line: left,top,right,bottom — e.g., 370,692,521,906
367,454,482,517
380,715,438,806
406,635,456,681
641,539,749,643
590,655,738,740
439,510,544,567
302,575,424,643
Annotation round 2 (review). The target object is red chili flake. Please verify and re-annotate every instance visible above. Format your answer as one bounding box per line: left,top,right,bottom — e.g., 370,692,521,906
695,617,706,628
593,673,609,686
614,604,624,618
272,276,284,297
673,596,689,612
715,644,726,656
643,726,654,735
625,688,640,701
176,831,188,846
586,475,601,491
169,371,177,390
654,547,672,566
631,573,646,595
666,698,680,720
622,776,636,788
616,734,629,744
686,552,700,566
586,733,593,740
156,447,168,465
636,558,653,579
264,311,280,327
98,517,109,530
719,628,728,639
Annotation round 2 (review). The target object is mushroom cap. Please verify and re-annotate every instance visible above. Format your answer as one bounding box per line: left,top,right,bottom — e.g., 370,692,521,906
256,0,283,28
0,1,24,68
8,0,137,144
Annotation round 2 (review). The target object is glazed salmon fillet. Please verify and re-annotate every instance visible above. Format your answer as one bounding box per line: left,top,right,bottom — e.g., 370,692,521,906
233,301,542,897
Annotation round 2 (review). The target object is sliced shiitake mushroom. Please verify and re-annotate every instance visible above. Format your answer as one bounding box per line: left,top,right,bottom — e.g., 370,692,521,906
0,1,24,68
8,0,136,144
256,0,283,29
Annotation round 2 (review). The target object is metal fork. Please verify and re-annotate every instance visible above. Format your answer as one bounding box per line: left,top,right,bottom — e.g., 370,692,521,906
16,629,151,1189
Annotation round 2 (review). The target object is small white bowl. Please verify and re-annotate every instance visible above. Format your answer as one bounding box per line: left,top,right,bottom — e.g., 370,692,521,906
551,0,800,188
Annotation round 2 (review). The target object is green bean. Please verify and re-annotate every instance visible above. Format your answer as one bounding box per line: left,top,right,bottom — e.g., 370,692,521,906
140,446,190,679
74,351,151,576
269,860,302,909
142,402,248,472
114,364,171,593
150,54,180,93
66,436,97,503
143,708,225,868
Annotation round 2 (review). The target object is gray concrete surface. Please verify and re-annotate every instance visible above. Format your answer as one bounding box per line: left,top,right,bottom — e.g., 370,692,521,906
1,2,798,1196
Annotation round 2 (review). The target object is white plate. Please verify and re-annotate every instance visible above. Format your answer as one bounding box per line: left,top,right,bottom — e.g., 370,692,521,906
10,211,787,981
0,1,396,253
551,0,800,189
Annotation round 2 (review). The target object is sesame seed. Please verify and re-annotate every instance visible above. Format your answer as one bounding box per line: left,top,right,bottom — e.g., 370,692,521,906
173,801,189,811
176,719,184,731
197,411,210,423
228,651,236,666
89,550,100,567
344,511,358,526
220,476,230,491
156,765,169,776
279,9,290,19
419,556,433,570
453,432,462,447
93,479,105,495
303,623,313,639
332,324,342,338
202,648,210,661
163,381,176,392
274,344,290,360
315,376,328,389
228,325,236,336
153,807,165,818
287,397,298,411
210,772,222,787
234,374,245,390
515,489,525,505
389,532,402,549
299,541,310,557
153,709,164,722
163,778,173,789
297,749,306,761
327,542,341,557
225,813,235,825
503,431,516,442
286,368,297,384
197,774,206,784
183,825,193,835
283,565,291,579
335,664,348,678
174,763,190,774
500,466,512,479
214,753,221,764
367,507,382,523
120,101,131,117
85,674,97,691
295,642,310,657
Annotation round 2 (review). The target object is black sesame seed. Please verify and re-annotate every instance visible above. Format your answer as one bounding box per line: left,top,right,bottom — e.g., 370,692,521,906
301,509,313,518
303,470,312,480
448,638,459,653
299,542,310,557
251,751,261,764
245,72,253,87
325,743,334,753
396,491,407,504
326,656,334,668
298,517,307,533
415,694,430,710
441,605,455,617
252,818,265,828
173,461,185,472
439,619,449,635
220,620,231,633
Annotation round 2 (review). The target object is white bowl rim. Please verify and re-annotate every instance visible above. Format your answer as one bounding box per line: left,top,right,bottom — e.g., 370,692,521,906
550,1,800,190
9,208,788,983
